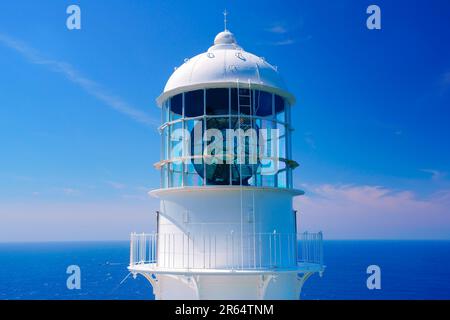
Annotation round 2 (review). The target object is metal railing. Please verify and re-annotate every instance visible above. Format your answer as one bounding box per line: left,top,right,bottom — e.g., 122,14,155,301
130,231,323,271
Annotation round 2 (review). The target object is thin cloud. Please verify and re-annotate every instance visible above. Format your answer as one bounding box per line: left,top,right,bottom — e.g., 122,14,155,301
304,132,317,149
266,25,288,34
62,187,79,195
435,70,450,96
0,33,158,127
106,181,127,190
295,183,450,239
442,71,450,86
261,35,312,47
121,194,147,201
421,169,447,181
271,39,296,46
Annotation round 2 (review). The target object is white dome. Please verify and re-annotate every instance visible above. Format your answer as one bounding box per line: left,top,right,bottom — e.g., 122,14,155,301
156,30,295,106
214,30,237,45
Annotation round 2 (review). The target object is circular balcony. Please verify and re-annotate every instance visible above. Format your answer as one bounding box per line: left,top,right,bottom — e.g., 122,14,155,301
128,231,324,275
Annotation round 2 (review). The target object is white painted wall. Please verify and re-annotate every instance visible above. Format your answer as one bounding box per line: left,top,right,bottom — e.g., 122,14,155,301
154,273,302,300
153,187,300,269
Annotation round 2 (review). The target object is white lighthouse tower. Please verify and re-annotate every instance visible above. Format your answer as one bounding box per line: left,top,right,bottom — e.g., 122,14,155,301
129,21,324,300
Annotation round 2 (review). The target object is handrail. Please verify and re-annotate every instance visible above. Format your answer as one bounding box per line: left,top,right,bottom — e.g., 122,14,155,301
129,231,323,271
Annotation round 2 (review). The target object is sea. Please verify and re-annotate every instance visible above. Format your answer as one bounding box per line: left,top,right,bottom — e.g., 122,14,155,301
0,241,449,300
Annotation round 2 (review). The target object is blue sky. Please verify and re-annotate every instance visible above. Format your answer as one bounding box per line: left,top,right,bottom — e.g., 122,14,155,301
0,0,449,241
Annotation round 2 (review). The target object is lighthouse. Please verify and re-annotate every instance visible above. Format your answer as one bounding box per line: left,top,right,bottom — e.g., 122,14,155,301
128,21,324,300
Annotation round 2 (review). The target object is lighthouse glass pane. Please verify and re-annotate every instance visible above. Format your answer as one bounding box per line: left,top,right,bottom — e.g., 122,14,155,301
230,88,238,114
247,174,257,187
259,124,277,187
162,126,169,160
206,88,229,115
170,94,183,121
185,90,204,117
162,101,170,123
260,119,276,131
169,162,183,188
255,91,273,117
161,164,168,188
276,110,286,124
185,162,203,186
276,167,287,188
170,122,183,160
278,125,286,160
205,117,230,185
186,118,203,164
274,95,284,115
261,172,276,188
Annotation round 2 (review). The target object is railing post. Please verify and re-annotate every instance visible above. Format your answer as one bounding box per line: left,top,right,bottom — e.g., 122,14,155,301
182,233,185,268
192,235,195,269
269,233,272,267
172,233,175,269
319,231,323,266
187,232,190,270
155,233,158,267
258,233,262,269
231,230,234,270
303,231,308,263
130,232,135,266
273,230,277,267
203,234,206,269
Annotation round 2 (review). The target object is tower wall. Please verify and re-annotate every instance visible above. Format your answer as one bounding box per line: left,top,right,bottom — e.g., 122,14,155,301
155,273,302,300
154,187,298,270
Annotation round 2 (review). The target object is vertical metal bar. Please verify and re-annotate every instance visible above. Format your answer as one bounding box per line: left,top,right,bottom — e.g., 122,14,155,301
279,233,282,266
147,234,150,263
209,234,211,269
192,235,195,269
203,235,206,269
129,233,134,266
181,93,185,187
203,89,206,186
182,233,185,268
164,233,167,267
259,233,262,268
225,234,228,268
172,233,175,268
273,231,277,267
187,232,190,269
320,232,324,265
287,233,291,265
231,231,234,270
228,87,232,186
269,233,272,267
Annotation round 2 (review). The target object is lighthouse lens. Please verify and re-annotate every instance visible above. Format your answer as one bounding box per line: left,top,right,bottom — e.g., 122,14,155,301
190,116,260,186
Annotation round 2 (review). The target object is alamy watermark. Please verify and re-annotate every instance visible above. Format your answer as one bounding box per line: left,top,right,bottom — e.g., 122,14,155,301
169,126,281,175
66,265,81,290
366,5,381,30
66,5,81,30
366,265,381,290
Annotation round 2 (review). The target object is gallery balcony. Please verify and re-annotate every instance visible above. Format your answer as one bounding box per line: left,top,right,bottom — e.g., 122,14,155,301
128,231,324,275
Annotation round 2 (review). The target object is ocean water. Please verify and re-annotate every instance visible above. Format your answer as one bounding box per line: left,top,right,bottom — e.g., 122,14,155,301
0,241,449,300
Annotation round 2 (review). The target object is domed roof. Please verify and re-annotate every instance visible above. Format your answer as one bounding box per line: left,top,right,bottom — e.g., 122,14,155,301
214,30,237,45
156,30,296,106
